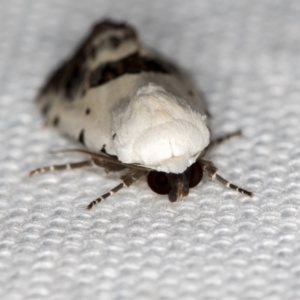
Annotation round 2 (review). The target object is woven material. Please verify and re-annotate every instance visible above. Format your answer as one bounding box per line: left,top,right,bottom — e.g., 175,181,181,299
1,0,300,299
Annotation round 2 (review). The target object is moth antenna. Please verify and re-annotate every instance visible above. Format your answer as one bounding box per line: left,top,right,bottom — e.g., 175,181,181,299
48,148,150,171
207,130,242,151
86,170,147,210
29,160,93,177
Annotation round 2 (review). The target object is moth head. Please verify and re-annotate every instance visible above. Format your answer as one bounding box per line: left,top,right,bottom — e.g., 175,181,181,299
112,83,210,173
147,161,203,202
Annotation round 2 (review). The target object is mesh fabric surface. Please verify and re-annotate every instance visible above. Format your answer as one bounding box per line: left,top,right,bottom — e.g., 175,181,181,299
1,0,300,299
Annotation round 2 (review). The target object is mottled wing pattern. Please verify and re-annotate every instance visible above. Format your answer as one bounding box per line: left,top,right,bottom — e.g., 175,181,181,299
38,20,138,103
36,19,207,153
32,20,253,206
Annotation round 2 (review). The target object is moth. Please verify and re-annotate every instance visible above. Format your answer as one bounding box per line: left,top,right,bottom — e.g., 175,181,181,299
30,19,253,210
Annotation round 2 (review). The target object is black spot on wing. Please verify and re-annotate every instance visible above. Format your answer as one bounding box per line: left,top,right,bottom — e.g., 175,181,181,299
100,144,118,159
89,52,171,87
78,129,85,145
85,108,90,115
100,144,106,153
109,36,122,49
53,116,60,126
86,21,136,58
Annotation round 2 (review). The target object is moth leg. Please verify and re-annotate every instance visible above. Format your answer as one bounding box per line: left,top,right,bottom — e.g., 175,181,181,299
86,170,147,210
199,159,253,197
207,130,242,151
29,160,93,177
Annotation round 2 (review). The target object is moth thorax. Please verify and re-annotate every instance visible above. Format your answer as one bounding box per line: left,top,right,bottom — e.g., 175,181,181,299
112,83,210,173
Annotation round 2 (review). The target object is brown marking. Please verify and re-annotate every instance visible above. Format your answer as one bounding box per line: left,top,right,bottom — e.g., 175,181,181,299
109,36,122,48
100,144,106,153
53,116,60,126
89,52,170,87
38,20,137,101
78,129,85,145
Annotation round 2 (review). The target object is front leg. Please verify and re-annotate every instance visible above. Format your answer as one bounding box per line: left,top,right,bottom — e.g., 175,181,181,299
86,169,147,210
199,159,253,197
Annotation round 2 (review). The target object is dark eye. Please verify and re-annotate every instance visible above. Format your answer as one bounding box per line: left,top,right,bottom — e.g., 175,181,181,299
147,171,171,195
186,161,203,188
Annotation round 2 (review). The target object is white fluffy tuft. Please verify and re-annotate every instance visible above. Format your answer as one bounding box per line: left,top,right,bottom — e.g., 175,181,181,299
112,83,210,173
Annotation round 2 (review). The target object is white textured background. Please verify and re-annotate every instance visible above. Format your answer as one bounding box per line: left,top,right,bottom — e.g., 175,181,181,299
1,0,300,299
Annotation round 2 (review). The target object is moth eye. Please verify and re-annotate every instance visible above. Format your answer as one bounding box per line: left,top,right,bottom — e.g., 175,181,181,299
186,161,203,188
147,171,171,195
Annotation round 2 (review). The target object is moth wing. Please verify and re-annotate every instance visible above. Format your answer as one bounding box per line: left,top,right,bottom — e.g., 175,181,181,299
36,19,209,157
38,20,139,100
36,20,142,152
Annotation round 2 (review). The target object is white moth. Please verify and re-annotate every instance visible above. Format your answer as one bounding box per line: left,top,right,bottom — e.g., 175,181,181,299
30,19,253,209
